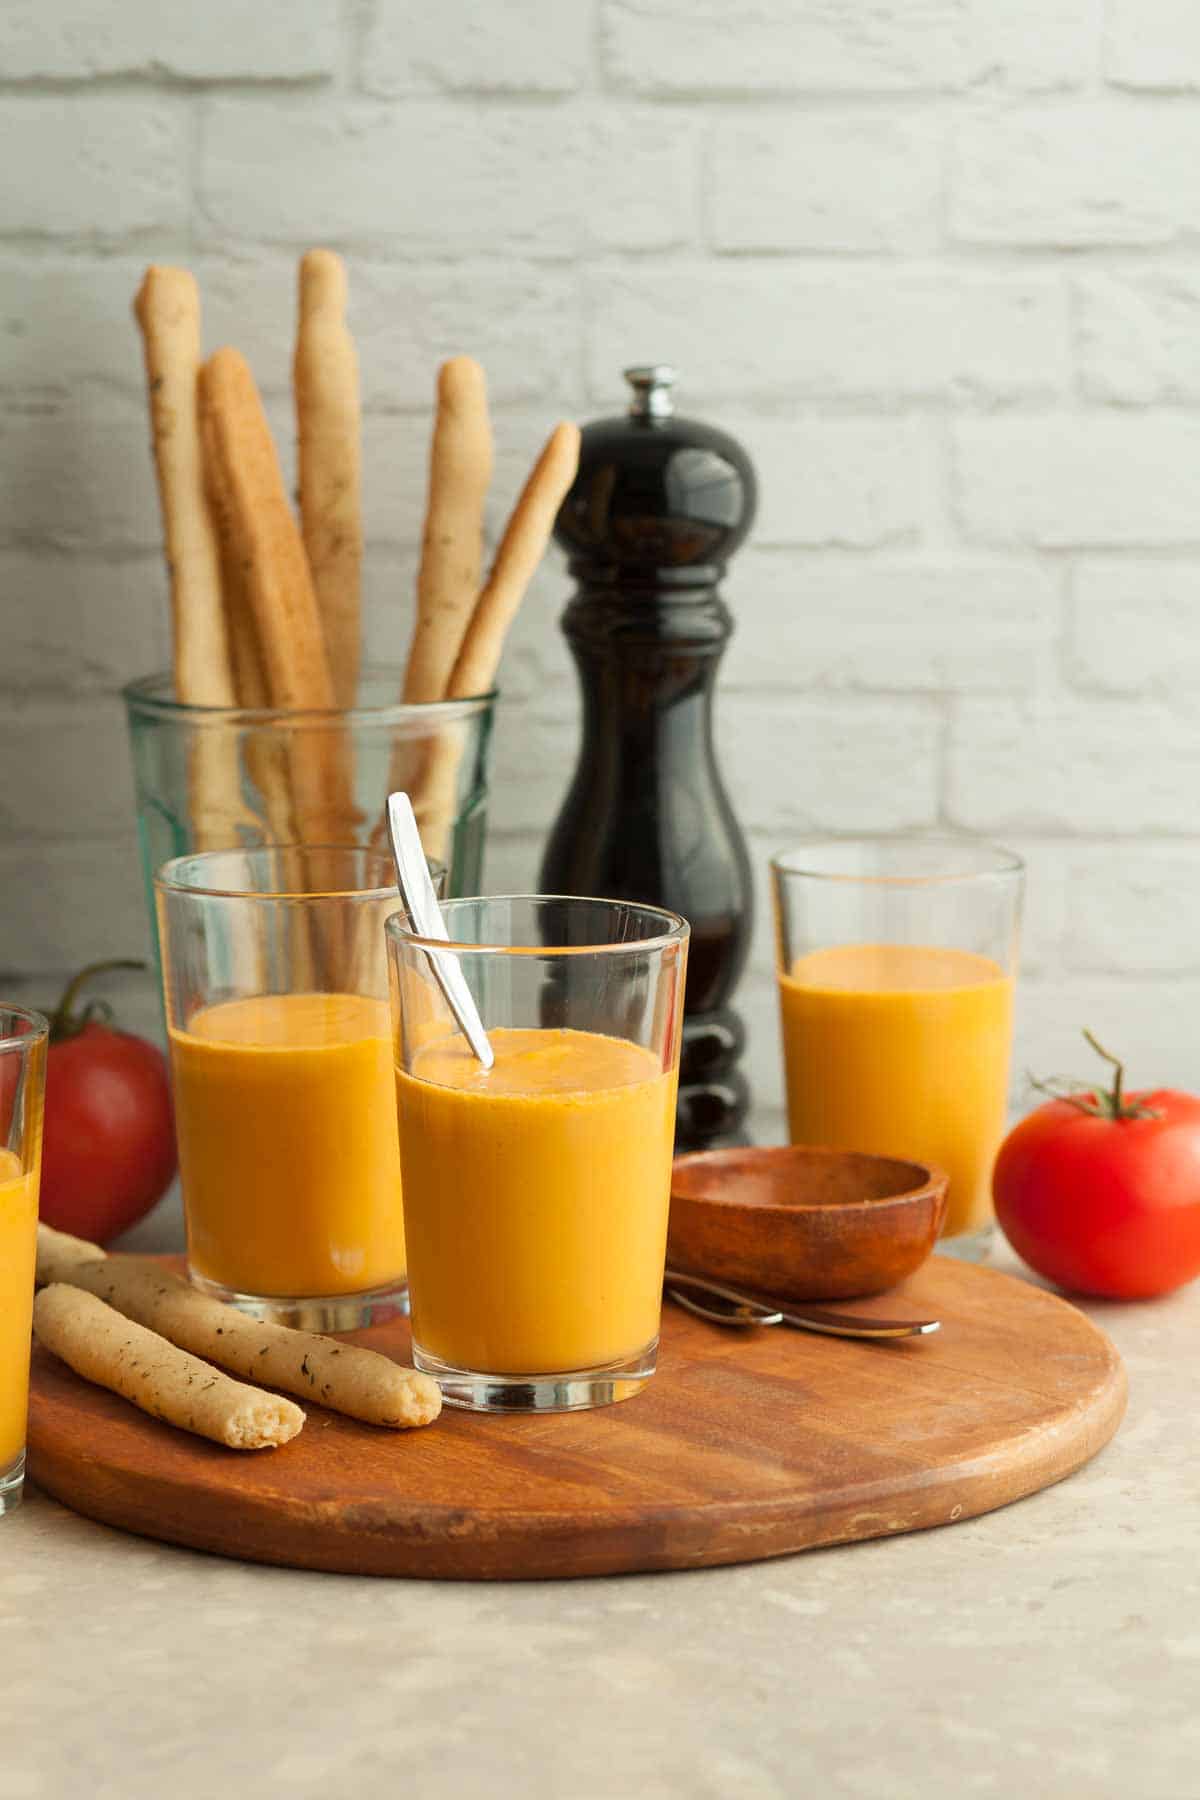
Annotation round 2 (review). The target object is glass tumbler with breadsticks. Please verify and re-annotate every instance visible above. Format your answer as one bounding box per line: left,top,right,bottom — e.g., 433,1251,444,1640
123,255,580,935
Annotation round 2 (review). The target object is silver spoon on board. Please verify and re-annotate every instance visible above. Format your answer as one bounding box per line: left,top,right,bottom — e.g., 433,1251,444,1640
664,1268,940,1341
669,1285,784,1329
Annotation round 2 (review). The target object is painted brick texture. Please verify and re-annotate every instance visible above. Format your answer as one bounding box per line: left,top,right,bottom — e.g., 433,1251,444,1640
2,1,1200,1135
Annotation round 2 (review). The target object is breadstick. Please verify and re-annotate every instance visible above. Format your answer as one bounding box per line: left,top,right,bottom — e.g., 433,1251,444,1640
133,266,243,847
203,407,297,846
366,358,493,856
33,1284,304,1450
200,347,355,846
447,421,579,699
295,250,362,710
402,421,579,861
200,347,335,713
403,357,492,704
134,268,235,710
35,1236,441,1430
35,1221,106,1287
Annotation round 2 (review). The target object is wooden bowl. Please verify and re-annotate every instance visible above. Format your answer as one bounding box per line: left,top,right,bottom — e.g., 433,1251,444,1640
668,1146,949,1301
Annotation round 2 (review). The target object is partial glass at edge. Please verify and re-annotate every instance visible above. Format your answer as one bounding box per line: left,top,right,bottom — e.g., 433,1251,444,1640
156,845,442,1330
0,1006,48,1518
386,896,690,1413
771,838,1023,1262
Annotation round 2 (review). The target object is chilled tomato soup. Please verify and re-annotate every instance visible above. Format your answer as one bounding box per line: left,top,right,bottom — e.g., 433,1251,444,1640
779,944,1014,1239
170,992,405,1298
396,1027,676,1375
0,1147,37,1472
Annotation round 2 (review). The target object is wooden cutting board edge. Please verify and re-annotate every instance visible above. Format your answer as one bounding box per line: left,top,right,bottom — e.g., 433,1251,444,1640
26,1259,1128,1581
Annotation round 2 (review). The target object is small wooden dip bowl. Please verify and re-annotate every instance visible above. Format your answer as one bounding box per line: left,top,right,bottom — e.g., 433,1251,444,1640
668,1145,949,1301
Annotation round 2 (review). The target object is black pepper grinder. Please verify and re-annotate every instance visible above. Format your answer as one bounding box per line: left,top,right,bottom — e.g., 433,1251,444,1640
540,365,757,1151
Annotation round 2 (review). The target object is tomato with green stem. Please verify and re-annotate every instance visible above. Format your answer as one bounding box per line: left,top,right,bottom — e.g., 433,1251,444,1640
993,1031,1200,1300
39,960,176,1245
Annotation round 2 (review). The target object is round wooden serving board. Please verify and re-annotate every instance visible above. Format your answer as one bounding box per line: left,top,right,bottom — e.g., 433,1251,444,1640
27,1255,1125,1580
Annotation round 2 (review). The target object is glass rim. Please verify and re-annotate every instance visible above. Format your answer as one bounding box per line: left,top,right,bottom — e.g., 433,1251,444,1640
771,834,1024,889
385,893,691,958
0,1003,50,1054
155,843,407,903
123,668,498,727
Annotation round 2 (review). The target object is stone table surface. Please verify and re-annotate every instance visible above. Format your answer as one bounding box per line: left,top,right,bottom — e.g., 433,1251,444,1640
3,1197,1197,1800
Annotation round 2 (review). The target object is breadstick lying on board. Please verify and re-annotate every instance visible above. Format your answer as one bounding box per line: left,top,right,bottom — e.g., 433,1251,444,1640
200,347,356,845
133,266,244,848
295,249,363,711
403,356,493,704
33,1284,305,1451
34,1221,107,1286
34,1229,441,1430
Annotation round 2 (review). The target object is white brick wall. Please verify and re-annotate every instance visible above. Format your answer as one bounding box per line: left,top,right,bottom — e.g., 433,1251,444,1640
4,1,1200,1137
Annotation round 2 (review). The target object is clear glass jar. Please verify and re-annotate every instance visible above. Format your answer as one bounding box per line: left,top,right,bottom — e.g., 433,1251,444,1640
124,668,496,934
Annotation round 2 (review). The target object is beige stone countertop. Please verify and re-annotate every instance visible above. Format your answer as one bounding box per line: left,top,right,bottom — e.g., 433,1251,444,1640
3,1202,1196,1800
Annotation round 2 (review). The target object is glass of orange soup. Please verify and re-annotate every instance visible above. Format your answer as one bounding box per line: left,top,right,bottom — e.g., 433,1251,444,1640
386,896,689,1412
157,846,439,1329
0,1005,48,1517
772,839,1023,1261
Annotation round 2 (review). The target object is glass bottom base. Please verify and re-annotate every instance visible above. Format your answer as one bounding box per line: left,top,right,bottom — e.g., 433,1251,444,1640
937,1222,995,1265
0,1450,24,1517
187,1268,409,1331
414,1337,658,1413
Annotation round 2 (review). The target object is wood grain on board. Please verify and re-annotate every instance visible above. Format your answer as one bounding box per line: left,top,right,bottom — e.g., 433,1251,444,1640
26,1255,1126,1581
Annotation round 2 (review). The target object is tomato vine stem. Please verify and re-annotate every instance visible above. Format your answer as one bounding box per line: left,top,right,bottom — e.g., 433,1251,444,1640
1029,1029,1161,1122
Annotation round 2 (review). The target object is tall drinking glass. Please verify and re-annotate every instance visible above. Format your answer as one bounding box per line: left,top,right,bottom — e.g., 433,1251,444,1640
156,845,440,1329
0,1005,48,1517
387,896,689,1412
772,839,1022,1261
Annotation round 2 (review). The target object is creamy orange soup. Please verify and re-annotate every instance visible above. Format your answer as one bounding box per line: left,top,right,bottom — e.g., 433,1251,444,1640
779,944,1014,1239
396,1027,676,1374
170,992,405,1298
0,1147,37,1470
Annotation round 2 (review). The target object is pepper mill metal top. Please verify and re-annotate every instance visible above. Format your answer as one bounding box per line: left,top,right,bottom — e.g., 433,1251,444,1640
624,364,677,419
542,366,758,1152
555,364,756,585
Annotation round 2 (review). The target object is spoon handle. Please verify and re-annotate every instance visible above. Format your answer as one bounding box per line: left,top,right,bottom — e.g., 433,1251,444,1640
387,792,494,1069
664,1268,940,1340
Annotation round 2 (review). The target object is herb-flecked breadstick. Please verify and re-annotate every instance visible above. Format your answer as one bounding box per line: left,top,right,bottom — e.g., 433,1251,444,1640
35,1221,107,1287
33,1285,305,1450
61,1254,441,1430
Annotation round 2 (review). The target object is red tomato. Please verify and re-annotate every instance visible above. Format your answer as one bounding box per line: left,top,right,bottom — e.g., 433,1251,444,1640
993,1035,1200,1300
39,961,176,1246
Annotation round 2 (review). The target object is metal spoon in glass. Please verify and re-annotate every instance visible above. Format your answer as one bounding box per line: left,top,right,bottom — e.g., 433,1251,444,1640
386,791,494,1069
